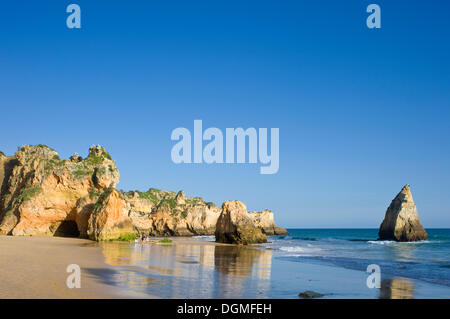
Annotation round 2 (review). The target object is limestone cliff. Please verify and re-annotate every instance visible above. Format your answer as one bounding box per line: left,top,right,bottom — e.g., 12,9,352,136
0,145,119,237
87,188,135,241
125,189,221,236
215,201,267,245
248,209,289,235
0,144,287,241
378,184,428,242
0,152,10,203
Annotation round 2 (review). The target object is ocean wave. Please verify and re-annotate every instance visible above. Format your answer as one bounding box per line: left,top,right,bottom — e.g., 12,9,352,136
192,235,215,241
278,245,322,256
282,236,317,241
368,240,395,245
277,236,373,243
292,237,317,241
368,240,433,245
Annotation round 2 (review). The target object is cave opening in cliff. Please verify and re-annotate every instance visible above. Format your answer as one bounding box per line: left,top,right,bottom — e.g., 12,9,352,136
54,220,80,237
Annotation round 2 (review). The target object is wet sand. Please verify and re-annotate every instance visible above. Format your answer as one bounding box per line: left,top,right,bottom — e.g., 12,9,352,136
85,237,450,298
2,236,450,299
0,235,146,298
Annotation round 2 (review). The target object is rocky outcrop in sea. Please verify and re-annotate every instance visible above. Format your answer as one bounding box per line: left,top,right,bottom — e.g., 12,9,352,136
378,184,428,242
0,145,287,241
215,201,268,244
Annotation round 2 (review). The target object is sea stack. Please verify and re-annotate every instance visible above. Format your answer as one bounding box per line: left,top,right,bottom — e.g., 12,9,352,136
215,201,267,245
378,184,428,242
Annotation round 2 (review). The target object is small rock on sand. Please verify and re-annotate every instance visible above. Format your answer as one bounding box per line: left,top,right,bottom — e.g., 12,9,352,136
298,290,324,299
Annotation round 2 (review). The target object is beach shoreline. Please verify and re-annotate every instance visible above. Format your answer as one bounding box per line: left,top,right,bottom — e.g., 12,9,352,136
1,235,450,299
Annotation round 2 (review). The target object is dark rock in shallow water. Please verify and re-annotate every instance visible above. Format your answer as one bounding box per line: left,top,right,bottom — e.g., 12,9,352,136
378,184,428,242
298,291,324,299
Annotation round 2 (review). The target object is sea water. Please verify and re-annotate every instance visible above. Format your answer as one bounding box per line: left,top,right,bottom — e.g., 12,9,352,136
271,229,450,287
92,229,450,298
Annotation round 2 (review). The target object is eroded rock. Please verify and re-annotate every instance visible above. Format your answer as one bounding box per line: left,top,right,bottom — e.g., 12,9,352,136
215,201,267,245
0,144,286,241
248,209,289,235
87,188,135,241
125,189,221,236
378,184,428,242
0,144,119,237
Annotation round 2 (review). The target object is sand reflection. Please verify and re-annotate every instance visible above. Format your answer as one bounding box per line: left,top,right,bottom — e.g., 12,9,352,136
379,277,415,299
95,240,274,298
213,245,272,298
98,241,151,265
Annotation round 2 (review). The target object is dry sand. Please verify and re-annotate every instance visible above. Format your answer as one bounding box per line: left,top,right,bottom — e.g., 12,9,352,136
0,235,128,298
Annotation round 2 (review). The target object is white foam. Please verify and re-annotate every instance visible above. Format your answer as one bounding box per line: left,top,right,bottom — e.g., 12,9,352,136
278,245,322,256
368,240,395,245
368,240,433,245
192,235,215,241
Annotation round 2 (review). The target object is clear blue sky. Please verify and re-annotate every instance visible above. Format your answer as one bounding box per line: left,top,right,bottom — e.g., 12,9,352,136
1,1,449,227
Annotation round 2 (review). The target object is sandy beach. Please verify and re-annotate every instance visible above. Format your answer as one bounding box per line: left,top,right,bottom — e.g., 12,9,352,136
0,236,129,298
2,235,450,299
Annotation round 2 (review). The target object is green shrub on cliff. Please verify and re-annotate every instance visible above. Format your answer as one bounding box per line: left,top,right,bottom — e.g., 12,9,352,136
159,198,177,209
206,202,216,208
73,169,91,178
185,198,204,206
133,188,170,206
86,146,112,164
93,187,114,211
19,187,42,202
71,152,116,179
95,167,107,178
98,147,112,160
84,155,103,166
136,190,159,205
108,165,118,174
37,144,56,152
89,187,101,200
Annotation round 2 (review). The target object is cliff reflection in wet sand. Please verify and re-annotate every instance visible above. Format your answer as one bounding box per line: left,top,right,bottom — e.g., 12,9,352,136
214,245,272,298
95,240,273,298
379,278,414,299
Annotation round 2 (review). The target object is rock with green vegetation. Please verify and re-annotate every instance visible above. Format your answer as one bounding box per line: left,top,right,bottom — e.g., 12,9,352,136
126,189,221,236
248,209,289,235
215,201,267,245
87,188,135,241
0,144,287,241
0,144,119,237
69,152,82,163
175,190,186,204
